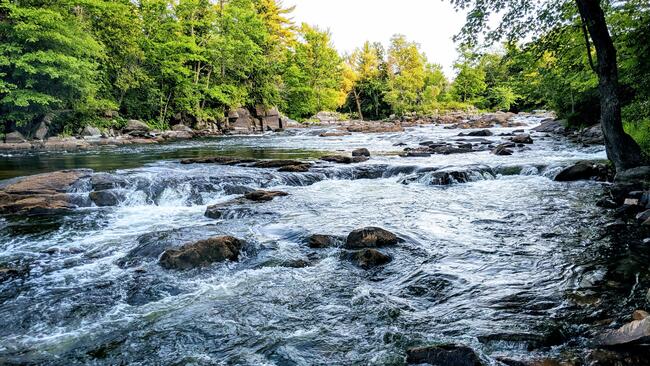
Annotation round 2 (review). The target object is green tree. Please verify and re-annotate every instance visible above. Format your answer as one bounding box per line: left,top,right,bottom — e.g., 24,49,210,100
384,34,426,115
452,62,486,103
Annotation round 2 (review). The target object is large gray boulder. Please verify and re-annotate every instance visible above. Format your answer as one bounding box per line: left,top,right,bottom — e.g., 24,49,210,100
595,317,650,346
81,126,102,138
123,120,150,135
5,131,26,143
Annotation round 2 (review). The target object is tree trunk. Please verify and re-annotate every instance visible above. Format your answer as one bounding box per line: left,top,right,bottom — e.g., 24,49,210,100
353,88,363,121
575,0,644,171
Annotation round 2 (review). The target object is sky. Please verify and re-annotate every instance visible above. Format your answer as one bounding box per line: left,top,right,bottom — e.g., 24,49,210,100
284,0,468,76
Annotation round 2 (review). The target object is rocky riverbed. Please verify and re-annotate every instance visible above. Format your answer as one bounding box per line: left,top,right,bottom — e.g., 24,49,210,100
1,114,649,365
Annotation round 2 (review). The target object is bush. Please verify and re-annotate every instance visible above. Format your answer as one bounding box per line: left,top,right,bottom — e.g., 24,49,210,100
624,118,650,155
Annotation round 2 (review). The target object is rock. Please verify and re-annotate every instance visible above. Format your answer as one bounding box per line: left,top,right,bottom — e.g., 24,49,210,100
319,132,351,137
159,236,243,270
615,166,650,185
312,111,344,123
633,310,649,321
321,155,368,164
4,131,26,143
511,134,533,144
90,173,126,191
595,317,650,346
81,126,101,137
349,248,391,268
308,234,340,248
465,129,493,137
532,119,566,133
345,227,398,249
34,121,49,140
580,124,604,144
352,148,370,157
278,164,311,172
596,197,619,209
161,130,193,140
554,161,607,182
492,144,513,156
171,124,193,132
0,266,28,283
636,210,650,222
406,344,483,366
180,156,257,165
123,120,150,135
252,160,311,169
244,190,289,202
587,349,650,366
0,169,92,215
432,146,472,155
89,190,122,207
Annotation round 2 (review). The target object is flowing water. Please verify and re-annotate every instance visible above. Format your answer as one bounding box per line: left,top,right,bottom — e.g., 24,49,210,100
1,116,644,365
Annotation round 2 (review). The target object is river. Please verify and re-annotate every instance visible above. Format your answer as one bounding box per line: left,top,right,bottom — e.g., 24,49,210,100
2,115,646,365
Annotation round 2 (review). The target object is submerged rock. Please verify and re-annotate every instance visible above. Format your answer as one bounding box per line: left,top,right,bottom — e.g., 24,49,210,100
321,155,369,164
244,190,289,202
319,131,351,137
89,190,123,207
595,317,650,346
406,344,483,366
252,160,311,169
463,129,493,137
278,164,311,172
345,227,399,249
349,248,391,268
0,265,29,283
308,234,341,248
492,144,513,156
159,236,242,270
511,134,534,144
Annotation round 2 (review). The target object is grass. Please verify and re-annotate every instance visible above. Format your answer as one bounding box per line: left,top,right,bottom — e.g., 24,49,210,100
623,118,650,155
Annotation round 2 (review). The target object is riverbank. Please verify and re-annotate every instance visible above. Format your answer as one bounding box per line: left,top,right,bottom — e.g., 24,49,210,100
1,114,648,365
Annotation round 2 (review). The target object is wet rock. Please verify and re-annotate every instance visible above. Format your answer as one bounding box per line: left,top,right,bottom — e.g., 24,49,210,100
636,210,650,222
278,164,311,172
586,348,650,366
308,234,341,248
352,148,371,157
554,161,608,182
312,111,344,123
89,190,122,207
159,236,242,270
281,259,311,268
4,131,26,143
532,119,565,133
344,121,403,133
511,134,533,144
432,146,472,155
492,144,513,156
615,166,650,185
463,129,493,137
81,126,101,137
91,173,127,191
595,317,650,346
161,130,193,140
349,248,391,269
345,227,399,249
478,331,564,351
633,310,649,321
401,147,432,157
321,155,368,164
319,131,351,137
596,197,619,209
180,156,257,165
406,344,483,366
252,160,311,169
244,190,289,202
0,266,28,283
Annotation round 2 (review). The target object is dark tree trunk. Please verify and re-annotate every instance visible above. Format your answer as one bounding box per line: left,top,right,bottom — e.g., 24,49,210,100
353,88,363,121
575,0,644,171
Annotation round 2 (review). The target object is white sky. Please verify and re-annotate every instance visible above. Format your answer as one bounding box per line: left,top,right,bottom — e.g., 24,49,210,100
284,0,468,76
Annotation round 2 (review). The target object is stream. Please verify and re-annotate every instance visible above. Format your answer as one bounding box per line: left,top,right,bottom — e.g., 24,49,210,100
2,115,646,365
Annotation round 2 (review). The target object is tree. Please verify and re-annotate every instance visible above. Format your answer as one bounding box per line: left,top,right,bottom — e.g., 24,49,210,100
452,62,486,102
384,35,426,115
449,0,644,170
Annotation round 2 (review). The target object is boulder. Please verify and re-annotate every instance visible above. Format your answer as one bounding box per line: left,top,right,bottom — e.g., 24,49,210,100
308,234,340,249
406,344,483,366
244,190,289,202
228,108,258,132
580,124,604,144
532,119,565,133
278,164,311,173
252,160,311,169
34,121,49,140
349,248,391,269
554,161,606,182
511,134,533,144
492,144,513,156
312,111,343,123
0,266,28,283
321,155,368,164
464,129,493,137
345,227,399,249
352,148,371,157
633,310,649,321
159,236,243,270
123,120,150,135
595,317,650,346
89,190,122,207
432,146,472,155
180,156,257,165
5,131,26,143
81,126,102,138
615,166,650,185
161,130,193,140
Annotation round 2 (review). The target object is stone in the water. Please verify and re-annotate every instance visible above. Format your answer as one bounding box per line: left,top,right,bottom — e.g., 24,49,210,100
278,164,311,172
180,156,257,165
595,317,650,346
89,190,122,207
123,119,150,135
244,190,289,202
159,236,242,270
350,248,391,268
352,148,371,157
4,131,26,143
492,144,513,156
0,266,28,283
81,126,101,137
511,134,533,144
465,129,493,137
633,310,650,321
319,131,351,137
554,161,606,181
345,227,398,249
308,234,340,248
406,344,483,366
252,160,311,169
321,155,368,164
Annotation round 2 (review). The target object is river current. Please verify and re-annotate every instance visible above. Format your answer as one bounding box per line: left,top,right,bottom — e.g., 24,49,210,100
2,116,640,365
